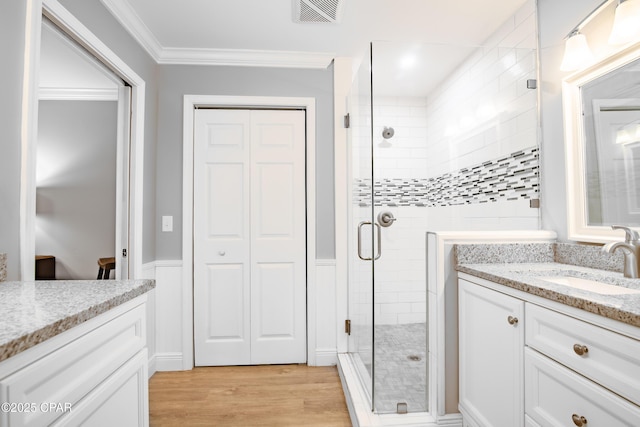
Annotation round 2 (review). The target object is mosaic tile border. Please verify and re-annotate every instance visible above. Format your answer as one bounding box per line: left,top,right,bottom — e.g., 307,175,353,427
355,147,539,207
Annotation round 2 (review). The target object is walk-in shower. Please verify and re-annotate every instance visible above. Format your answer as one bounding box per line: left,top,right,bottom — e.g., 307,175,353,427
341,0,540,424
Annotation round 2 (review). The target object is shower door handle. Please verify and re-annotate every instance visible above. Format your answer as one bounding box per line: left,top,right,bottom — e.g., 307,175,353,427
357,221,382,261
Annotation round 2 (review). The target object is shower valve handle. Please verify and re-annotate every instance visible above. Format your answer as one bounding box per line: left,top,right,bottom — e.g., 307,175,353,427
377,211,396,228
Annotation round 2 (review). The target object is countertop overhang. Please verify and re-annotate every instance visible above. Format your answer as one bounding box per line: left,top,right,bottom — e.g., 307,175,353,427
0,279,155,362
457,262,640,327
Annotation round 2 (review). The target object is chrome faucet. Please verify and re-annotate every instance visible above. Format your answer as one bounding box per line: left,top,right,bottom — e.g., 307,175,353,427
602,226,640,279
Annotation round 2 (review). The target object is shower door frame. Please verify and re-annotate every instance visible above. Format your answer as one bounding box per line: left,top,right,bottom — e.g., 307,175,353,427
335,51,445,421
342,42,436,417
344,45,376,409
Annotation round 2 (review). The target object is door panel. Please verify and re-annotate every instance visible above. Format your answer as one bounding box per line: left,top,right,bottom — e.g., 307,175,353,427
194,108,306,366
346,45,375,404
194,110,251,366
202,262,250,365
255,164,295,237
250,110,306,365
254,263,295,337
207,163,245,238
207,264,247,339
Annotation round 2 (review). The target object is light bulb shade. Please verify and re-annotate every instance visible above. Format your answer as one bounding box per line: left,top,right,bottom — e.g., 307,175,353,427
609,0,640,45
560,33,595,71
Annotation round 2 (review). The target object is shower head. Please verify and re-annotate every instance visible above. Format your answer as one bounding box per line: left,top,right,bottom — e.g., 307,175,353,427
382,126,395,139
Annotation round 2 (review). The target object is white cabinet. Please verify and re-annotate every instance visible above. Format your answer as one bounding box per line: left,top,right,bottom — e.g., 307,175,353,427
458,274,640,427
0,296,149,427
525,302,640,404
525,347,640,427
458,278,524,427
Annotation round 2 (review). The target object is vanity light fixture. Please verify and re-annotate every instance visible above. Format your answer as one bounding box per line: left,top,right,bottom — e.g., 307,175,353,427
560,30,595,72
609,0,640,44
559,0,640,72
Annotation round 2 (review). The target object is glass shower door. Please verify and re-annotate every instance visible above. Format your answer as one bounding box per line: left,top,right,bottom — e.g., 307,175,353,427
370,41,430,414
347,42,430,415
346,46,375,406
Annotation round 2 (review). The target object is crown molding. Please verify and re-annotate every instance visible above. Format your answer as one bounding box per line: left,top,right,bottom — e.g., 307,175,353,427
100,0,163,61
39,87,119,101
157,47,334,68
100,0,334,69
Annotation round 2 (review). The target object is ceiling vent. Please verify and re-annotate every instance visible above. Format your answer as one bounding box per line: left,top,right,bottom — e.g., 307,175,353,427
293,0,345,24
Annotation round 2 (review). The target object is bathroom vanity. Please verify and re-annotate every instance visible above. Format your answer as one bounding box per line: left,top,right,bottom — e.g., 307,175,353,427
0,279,154,427
455,244,640,427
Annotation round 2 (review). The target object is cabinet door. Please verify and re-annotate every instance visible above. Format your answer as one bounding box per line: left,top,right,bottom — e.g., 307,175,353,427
459,279,525,427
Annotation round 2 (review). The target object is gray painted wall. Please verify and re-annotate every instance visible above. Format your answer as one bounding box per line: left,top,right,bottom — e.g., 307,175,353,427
0,1,29,280
538,0,603,241
155,64,335,260
36,100,117,279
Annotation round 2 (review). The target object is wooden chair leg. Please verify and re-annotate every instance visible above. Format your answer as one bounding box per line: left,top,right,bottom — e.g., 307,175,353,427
97,267,104,280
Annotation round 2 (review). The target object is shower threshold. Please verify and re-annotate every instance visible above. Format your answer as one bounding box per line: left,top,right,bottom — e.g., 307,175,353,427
337,354,462,427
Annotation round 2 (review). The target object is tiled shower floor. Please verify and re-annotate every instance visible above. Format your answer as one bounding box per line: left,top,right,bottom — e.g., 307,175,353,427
373,322,428,413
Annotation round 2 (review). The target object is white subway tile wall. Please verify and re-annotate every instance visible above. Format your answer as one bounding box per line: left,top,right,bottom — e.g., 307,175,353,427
350,1,539,325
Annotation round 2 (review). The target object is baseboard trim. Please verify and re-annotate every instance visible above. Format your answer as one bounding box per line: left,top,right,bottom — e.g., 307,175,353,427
148,353,157,378
155,352,184,371
314,348,338,366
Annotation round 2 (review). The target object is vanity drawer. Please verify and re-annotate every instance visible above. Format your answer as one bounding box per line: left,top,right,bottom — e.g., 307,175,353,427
525,348,640,426
525,303,640,404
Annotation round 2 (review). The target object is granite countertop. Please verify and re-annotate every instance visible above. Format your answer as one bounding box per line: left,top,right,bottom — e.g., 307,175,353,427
457,262,640,327
0,279,155,363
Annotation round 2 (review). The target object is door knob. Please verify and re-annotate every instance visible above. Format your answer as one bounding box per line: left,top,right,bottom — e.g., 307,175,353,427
507,316,518,325
219,251,226,256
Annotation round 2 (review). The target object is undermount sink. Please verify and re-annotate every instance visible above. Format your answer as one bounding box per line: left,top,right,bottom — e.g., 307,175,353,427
541,276,640,295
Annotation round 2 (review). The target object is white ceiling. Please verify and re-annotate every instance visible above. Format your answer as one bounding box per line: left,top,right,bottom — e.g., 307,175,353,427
42,0,531,97
102,0,529,64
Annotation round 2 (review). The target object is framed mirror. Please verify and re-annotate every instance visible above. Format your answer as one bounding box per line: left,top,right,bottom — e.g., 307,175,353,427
563,41,640,243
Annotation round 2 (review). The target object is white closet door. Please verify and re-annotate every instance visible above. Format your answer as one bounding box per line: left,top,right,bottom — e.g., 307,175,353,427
250,110,306,364
193,109,306,366
194,109,252,366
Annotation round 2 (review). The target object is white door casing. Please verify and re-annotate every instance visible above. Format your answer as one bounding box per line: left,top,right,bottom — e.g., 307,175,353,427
193,109,307,366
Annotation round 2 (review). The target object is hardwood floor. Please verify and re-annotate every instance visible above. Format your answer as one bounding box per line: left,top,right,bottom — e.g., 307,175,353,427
149,364,352,426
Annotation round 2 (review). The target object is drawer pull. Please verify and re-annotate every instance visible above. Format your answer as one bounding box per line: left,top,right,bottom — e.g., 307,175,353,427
573,344,589,356
507,316,518,325
572,414,588,426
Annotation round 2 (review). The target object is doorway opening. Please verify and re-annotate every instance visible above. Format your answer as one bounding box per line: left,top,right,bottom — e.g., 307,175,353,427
21,0,146,280
192,108,307,366
36,17,128,280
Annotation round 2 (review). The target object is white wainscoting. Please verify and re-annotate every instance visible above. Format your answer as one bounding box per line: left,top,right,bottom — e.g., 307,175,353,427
143,259,338,373
140,262,156,377
141,260,184,373
314,259,338,366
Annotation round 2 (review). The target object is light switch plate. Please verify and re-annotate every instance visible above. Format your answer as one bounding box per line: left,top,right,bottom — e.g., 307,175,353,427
162,215,173,232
